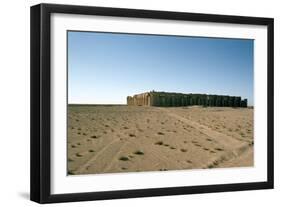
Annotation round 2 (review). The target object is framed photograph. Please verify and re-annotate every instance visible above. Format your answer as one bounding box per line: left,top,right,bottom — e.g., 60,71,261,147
30,3,274,203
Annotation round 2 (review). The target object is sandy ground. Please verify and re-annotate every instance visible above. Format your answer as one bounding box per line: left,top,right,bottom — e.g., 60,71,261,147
67,105,253,175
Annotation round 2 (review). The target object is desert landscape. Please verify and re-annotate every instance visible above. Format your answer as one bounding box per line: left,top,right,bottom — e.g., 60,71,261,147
67,105,253,175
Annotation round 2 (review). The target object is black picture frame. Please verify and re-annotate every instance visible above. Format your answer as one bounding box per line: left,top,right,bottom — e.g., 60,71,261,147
30,3,274,204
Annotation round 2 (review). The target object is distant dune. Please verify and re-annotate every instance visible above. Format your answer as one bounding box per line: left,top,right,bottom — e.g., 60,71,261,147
67,105,253,175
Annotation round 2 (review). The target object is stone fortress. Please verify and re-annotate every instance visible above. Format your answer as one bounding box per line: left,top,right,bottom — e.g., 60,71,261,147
127,91,248,107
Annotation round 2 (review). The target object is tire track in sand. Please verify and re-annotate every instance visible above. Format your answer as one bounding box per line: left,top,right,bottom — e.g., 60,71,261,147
157,107,253,168
74,137,127,174
158,107,245,149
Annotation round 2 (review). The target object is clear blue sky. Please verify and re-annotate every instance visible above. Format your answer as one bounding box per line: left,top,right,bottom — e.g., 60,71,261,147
68,31,254,105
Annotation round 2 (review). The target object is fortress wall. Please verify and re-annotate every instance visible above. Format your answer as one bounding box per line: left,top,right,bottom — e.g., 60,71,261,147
151,93,158,106
167,95,172,106
241,99,248,107
228,96,234,107
127,96,134,106
127,92,247,107
237,97,242,107
216,96,220,106
154,94,159,106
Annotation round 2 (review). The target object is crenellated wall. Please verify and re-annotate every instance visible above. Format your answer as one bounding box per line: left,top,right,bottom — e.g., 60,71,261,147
127,91,248,107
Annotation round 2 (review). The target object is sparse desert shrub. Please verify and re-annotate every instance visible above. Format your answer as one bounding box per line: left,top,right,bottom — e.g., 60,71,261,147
129,133,136,137
155,141,163,145
76,152,83,157
134,150,144,155
119,156,129,161
213,161,219,166
207,164,214,169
